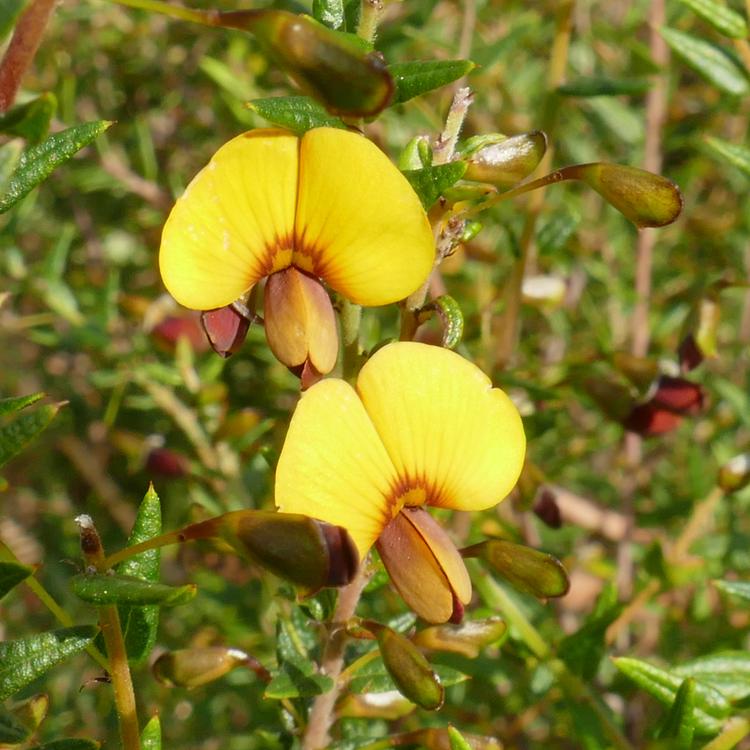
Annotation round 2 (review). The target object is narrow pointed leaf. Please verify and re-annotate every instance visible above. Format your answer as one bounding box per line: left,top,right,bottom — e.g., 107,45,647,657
0,392,44,417
675,651,750,702
403,161,467,209
660,27,750,96
679,0,748,39
0,120,112,214
247,96,346,133
657,678,696,747
0,561,32,599
264,665,333,699
117,485,162,665
0,140,23,192
613,657,730,735
388,60,475,104
463,539,569,598
705,136,750,178
141,716,161,750
70,573,196,607
0,626,98,700
0,403,62,468
0,0,28,42
715,579,750,602
422,295,464,349
557,77,651,96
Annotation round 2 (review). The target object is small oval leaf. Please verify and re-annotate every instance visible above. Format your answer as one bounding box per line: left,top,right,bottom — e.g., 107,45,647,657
0,402,62,469
70,573,196,607
705,136,750,178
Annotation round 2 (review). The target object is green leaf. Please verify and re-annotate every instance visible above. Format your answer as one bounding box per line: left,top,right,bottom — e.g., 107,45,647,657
660,27,749,96
705,136,750,178
0,560,33,600
448,726,473,750
0,626,98,701
674,651,750,702
679,0,748,39
0,139,24,193
0,93,57,143
557,77,651,97
312,0,344,29
0,0,28,43
715,579,750,602
657,678,696,748
264,662,333,699
388,60,475,105
348,653,467,694
419,295,464,350
70,573,196,607
537,206,581,255
247,96,346,133
0,706,30,744
403,161,467,209
0,403,62,469
0,392,44,417
117,485,162,665
30,740,101,750
0,120,113,214
141,715,161,750
613,657,731,735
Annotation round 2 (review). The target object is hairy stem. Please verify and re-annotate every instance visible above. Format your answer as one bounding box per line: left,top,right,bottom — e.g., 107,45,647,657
302,564,371,750
0,0,56,112
76,517,141,750
357,0,384,43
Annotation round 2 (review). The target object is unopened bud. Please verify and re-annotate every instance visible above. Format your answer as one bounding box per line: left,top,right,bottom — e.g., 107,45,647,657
412,617,506,658
718,453,750,493
201,305,250,358
152,647,256,688
462,131,547,186
375,625,444,710
337,690,415,719
462,539,569,598
568,162,683,228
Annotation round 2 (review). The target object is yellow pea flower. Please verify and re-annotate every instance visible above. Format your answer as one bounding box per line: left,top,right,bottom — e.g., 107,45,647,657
275,341,526,623
159,128,435,379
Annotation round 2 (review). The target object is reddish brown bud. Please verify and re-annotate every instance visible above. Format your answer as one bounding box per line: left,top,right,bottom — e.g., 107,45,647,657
201,305,251,358
152,314,208,352
146,447,190,478
623,403,683,436
650,375,704,415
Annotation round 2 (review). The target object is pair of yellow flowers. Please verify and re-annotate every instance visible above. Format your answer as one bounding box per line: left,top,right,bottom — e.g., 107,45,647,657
159,127,526,623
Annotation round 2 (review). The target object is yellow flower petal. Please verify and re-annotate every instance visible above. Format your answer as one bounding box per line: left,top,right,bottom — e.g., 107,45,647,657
160,130,298,310
356,342,526,512
294,128,435,306
275,379,400,557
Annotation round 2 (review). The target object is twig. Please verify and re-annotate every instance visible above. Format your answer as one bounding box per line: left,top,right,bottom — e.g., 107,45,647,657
0,0,56,112
617,0,668,608
302,564,371,750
